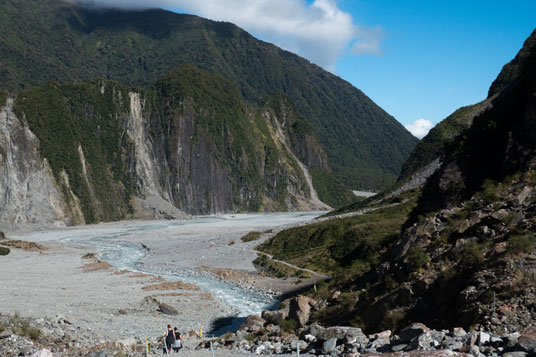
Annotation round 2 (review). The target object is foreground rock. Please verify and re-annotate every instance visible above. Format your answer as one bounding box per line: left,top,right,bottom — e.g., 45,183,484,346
0,313,184,356
197,317,536,356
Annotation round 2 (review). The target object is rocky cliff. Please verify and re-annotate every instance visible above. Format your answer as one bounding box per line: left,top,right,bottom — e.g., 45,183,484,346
0,65,333,226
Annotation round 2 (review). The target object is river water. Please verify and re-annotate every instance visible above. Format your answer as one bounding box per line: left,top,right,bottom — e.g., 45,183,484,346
54,212,323,333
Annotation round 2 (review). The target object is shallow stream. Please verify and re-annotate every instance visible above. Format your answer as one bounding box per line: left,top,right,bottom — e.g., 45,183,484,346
58,212,322,334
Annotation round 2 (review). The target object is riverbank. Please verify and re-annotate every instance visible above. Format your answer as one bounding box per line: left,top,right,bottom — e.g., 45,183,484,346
0,213,325,352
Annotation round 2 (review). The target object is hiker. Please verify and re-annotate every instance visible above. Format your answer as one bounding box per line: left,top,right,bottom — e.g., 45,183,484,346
172,327,184,353
164,324,175,354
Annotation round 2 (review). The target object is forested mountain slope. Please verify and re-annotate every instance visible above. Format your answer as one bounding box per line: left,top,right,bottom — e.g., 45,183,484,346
0,0,418,190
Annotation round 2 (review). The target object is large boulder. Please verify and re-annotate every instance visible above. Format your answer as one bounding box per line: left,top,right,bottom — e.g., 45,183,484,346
398,323,431,342
322,338,338,354
158,303,178,315
262,309,287,325
288,296,315,327
239,314,265,332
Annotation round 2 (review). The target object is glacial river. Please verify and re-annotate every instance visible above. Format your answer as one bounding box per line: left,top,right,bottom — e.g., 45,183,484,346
54,212,324,333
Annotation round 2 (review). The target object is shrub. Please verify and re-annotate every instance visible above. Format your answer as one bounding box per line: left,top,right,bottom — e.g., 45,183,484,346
479,179,499,204
460,241,485,265
241,231,262,242
508,233,536,254
10,316,42,341
0,246,10,256
406,246,428,270
280,318,297,332
0,231,5,239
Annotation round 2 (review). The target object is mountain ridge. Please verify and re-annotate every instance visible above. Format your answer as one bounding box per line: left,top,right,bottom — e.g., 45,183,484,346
0,0,418,191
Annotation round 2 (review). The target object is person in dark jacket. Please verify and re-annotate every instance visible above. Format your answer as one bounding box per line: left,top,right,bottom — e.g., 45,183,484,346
164,324,175,354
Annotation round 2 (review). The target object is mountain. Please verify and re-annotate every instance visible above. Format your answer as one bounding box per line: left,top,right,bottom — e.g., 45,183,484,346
255,29,536,335
0,0,418,191
1,64,347,225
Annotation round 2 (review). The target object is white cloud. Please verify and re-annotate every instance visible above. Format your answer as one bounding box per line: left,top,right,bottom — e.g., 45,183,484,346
405,119,434,139
71,0,383,71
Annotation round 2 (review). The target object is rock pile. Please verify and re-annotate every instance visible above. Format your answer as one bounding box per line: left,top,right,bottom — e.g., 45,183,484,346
197,319,536,356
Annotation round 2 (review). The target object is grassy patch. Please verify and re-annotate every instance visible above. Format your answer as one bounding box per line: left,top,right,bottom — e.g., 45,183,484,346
258,198,417,275
508,233,536,254
9,314,42,341
241,231,262,243
0,90,8,107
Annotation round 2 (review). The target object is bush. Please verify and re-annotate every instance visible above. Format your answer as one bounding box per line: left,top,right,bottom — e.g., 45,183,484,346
10,315,42,341
0,231,5,239
479,179,499,204
280,318,297,332
241,231,262,242
82,253,95,259
508,233,536,254
406,246,428,270
460,241,485,265
0,246,10,255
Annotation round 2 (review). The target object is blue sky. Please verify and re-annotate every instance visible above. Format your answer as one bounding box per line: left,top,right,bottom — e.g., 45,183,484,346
334,1,536,137
78,0,536,137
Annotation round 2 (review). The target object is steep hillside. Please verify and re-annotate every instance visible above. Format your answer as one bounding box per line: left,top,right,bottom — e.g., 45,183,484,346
0,0,418,190
254,29,536,335
397,102,489,182
1,65,336,225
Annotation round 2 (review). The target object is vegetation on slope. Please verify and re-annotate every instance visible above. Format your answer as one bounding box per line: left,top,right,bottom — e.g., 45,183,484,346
0,90,8,107
14,80,135,223
13,64,333,219
257,195,418,276
397,103,482,181
0,0,418,191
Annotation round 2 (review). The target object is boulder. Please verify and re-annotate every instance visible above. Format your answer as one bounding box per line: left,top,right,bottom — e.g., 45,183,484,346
290,340,307,351
503,332,520,348
477,331,490,346
239,314,265,332
345,327,368,344
322,338,338,354
304,334,317,343
319,326,351,340
398,323,430,342
514,186,532,205
30,350,53,357
116,336,136,349
453,327,467,338
410,332,436,350
188,330,199,338
158,303,178,315
288,296,315,327
305,323,326,339
262,309,287,325
442,337,463,351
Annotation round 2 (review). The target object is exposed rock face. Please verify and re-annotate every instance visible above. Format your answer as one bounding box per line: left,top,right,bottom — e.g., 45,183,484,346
0,98,70,226
288,296,316,327
0,66,333,226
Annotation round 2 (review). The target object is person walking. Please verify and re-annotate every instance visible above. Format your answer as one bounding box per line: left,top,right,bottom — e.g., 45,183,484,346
164,324,175,354
172,327,184,353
